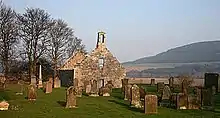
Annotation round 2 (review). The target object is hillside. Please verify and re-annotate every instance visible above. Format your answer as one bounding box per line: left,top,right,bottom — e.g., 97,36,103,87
125,41,220,64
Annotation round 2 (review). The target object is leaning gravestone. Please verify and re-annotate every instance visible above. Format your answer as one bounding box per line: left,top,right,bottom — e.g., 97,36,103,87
140,87,146,101
90,80,99,96
66,86,77,108
145,95,158,114
150,79,155,86
27,84,37,100
157,82,165,93
161,85,172,107
130,84,142,108
124,84,132,101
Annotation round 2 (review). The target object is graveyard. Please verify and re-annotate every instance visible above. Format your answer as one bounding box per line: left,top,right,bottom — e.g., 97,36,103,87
0,81,220,118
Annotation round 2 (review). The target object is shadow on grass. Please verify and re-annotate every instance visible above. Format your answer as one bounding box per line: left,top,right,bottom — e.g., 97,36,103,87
57,100,66,107
108,99,143,113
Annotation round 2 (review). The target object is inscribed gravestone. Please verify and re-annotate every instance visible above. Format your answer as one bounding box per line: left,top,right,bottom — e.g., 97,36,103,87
90,80,99,96
161,85,172,107
45,81,52,94
54,77,61,88
202,88,214,110
130,84,142,108
205,73,219,93
27,84,37,100
66,86,77,108
122,78,128,93
144,95,158,114
176,93,187,109
31,75,37,85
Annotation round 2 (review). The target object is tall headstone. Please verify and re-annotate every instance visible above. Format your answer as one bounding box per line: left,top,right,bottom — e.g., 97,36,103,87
84,80,90,91
169,77,174,87
86,84,91,94
195,87,202,107
122,78,129,93
130,84,142,108
37,64,43,89
202,88,214,110
176,93,188,109
66,86,77,108
27,84,37,100
98,79,104,89
181,79,188,95
204,73,219,93
140,87,146,100
150,79,155,86
144,95,158,114
124,84,132,101
157,82,165,93
54,76,61,88
161,85,172,107
45,81,52,94
90,80,99,96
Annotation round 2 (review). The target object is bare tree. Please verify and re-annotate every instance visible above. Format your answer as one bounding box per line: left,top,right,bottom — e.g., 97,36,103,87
66,36,86,58
0,2,18,78
17,8,52,77
47,19,75,77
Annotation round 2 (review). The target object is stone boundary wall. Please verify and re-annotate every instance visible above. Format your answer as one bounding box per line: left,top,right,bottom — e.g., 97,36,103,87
128,78,204,87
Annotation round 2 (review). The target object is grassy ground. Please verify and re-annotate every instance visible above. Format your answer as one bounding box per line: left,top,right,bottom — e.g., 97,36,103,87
0,84,220,118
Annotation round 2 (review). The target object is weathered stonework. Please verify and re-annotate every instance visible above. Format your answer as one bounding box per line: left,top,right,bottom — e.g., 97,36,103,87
60,32,126,88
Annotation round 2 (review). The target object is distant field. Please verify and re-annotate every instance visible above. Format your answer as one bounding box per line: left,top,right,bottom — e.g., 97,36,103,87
0,84,220,118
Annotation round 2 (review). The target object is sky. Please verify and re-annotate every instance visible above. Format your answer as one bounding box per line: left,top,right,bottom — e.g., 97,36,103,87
3,0,220,62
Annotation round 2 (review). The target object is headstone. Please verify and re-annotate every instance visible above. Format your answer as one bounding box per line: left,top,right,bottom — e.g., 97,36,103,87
45,81,52,94
31,75,37,85
181,79,188,95
195,87,202,107
86,84,91,94
204,73,219,93
84,80,90,91
90,80,99,96
122,78,129,93
38,64,43,89
0,101,9,110
98,79,104,89
66,86,77,108
144,95,158,114
161,85,172,107
150,79,155,86
76,86,82,97
27,84,37,100
187,95,200,109
176,93,187,109
157,82,165,93
16,80,25,95
140,87,146,100
99,87,111,96
54,77,61,88
124,84,132,101
105,81,113,92
49,77,53,86
202,88,214,110
130,84,142,108
169,77,174,87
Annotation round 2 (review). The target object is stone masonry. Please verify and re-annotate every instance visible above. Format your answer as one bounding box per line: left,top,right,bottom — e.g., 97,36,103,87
60,31,126,88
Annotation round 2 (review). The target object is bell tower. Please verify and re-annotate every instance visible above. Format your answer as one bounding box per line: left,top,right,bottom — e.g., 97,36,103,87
96,31,106,49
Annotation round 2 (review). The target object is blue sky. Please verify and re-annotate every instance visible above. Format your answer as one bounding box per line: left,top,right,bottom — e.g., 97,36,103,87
3,0,220,62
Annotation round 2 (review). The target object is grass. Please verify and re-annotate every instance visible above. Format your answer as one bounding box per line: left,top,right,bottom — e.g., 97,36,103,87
0,84,220,118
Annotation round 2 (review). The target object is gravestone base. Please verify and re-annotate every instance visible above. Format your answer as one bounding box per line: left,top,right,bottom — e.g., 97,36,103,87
89,94,99,97
15,92,23,95
65,106,78,109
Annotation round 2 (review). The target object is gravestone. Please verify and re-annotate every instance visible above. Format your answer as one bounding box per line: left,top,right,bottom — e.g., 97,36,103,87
187,95,200,109
124,84,132,101
105,82,113,92
54,76,61,88
157,82,165,93
76,86,82,97
181,79,188,95
161,85,172,107
86,84,91,94
195,87,202,107
202,88,214,110
49,77,53,86
169,77,174,87
90,80,99,96
130,84,142,108
27,84,37,100
204,73,219,93
99,87,111,96
45,81,52,94
176,93,188,109
144,95,158,114
212,86,216,95
140,87,146,100
31,75,37,85
37,64,43,89
66,86,77,108
0,75,6,90
150,79,155,86
84,80,90,91
16,80,25,95
98,79,104,89
122,78,129,93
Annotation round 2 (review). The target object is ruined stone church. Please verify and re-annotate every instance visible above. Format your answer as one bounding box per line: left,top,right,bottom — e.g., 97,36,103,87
59,31,126,88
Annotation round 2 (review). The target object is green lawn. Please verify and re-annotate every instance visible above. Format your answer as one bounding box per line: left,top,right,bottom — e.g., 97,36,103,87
0,84,220,118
